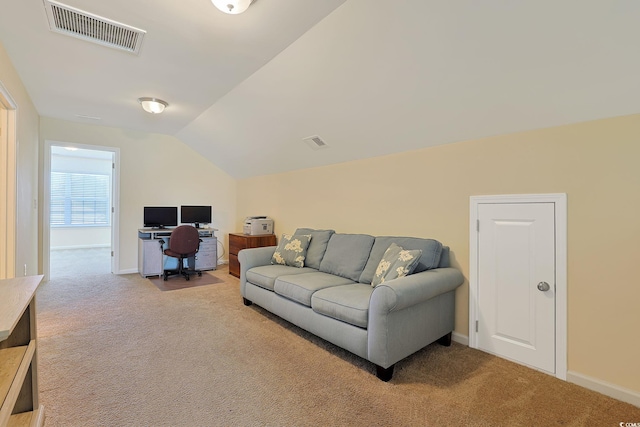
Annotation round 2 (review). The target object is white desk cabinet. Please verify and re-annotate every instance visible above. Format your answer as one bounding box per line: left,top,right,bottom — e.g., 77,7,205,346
0,275,45,427
195,237,217,270
138,238,164,277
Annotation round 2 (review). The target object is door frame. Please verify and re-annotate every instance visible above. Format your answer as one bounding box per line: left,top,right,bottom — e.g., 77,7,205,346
43,140,120,280
469,193,567,380
0,82,17,279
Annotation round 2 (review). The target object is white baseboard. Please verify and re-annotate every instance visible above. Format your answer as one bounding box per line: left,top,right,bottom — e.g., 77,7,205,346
51,244,110,250
448,333,639,408
118,268,138,275
567,371,640,408
217,259,229,265
452,332,469,346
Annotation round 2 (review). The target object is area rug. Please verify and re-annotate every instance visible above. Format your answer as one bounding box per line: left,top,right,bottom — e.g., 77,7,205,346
147,270,223,291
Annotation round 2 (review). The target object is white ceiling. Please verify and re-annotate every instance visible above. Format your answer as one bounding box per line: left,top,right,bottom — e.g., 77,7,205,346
2,0,640,179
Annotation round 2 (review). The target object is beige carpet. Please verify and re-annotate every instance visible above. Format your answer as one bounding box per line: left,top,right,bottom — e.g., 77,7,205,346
35,268,640,426
49,247,111,278
147,271,224,291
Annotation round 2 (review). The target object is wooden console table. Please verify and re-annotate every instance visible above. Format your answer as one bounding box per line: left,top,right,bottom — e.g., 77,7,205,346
0,275,45,427
229,233,277,278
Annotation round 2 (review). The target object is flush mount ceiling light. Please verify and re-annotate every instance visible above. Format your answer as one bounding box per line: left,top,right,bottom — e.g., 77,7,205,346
211,0,254,15
138,97,168,114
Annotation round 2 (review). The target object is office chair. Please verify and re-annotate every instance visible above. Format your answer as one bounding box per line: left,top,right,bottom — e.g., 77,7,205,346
161,225,203,281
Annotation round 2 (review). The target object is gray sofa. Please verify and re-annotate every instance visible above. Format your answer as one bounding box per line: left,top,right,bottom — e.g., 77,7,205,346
238,228,464,381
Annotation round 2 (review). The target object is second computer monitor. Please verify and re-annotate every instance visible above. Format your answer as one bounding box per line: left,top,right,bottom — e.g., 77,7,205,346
181,205,212,228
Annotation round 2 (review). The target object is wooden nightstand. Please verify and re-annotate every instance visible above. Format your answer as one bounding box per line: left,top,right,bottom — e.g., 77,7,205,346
228,233,277,278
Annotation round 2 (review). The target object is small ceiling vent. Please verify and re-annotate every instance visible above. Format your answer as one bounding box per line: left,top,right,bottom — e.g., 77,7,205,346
303,135,329,151
43,0,146,55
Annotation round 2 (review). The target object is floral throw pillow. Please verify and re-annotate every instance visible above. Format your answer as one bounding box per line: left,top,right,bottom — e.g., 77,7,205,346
271,234,312,268
371,243,422,287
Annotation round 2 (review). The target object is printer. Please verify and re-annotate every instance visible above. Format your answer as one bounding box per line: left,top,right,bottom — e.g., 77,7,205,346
243,216,274,235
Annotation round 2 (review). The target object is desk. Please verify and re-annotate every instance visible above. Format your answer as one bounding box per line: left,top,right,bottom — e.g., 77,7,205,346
138,228,218,278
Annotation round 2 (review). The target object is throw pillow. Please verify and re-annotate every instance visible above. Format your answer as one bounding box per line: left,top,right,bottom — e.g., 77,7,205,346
271,234,312,268
371,243,422,287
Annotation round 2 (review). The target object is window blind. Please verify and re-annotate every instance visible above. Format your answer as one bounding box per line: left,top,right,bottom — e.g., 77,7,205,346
51,172,110,226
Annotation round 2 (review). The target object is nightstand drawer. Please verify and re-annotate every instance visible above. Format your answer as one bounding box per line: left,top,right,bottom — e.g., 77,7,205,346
229,234,245,256
228,233,276,277
229,254,240,278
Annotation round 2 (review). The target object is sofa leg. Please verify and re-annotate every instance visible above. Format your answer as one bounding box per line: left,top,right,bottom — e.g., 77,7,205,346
242,297,253,306
376,364,395,382
437,332,452,347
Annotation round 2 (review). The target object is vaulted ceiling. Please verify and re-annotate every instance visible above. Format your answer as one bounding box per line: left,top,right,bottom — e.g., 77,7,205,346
1,0,639,178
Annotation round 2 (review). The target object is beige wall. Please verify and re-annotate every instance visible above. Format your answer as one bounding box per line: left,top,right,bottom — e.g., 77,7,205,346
40,118,237,273
0,42,40,277
237,113,640,394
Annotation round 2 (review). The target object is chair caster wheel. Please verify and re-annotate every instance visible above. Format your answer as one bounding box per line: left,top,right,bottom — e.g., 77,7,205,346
198,272,202,277
186,275,190,281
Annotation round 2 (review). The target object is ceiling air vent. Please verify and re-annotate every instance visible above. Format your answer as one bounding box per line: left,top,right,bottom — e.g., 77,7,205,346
43,0,146,55
303,135,329,151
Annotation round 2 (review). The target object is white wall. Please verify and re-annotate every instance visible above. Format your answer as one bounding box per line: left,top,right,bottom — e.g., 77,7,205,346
52,152,112,174
50,227,110,249
39,118,237,273
0,42,39,276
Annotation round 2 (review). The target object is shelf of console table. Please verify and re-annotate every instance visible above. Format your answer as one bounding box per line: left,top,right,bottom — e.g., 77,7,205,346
0,276,44,427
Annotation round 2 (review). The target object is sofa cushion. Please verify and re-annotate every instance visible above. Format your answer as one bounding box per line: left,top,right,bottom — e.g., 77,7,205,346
274,272,355,307
271,233,311,268
438,246,450,268
319,233,375,282
359,237,443,284
371,243,422,287
311,284,373,329
294,228,335,269
246,265,317,291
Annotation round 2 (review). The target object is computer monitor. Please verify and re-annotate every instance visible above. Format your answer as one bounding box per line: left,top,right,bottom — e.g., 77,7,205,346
181,205,212,228
143,206,178,229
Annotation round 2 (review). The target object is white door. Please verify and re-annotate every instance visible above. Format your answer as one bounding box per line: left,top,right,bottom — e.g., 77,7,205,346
477,202,556,374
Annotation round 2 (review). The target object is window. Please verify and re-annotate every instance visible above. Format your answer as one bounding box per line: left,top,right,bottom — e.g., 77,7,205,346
50,172,110,227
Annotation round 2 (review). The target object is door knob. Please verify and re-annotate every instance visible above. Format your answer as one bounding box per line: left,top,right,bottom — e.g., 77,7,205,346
537,281,550,292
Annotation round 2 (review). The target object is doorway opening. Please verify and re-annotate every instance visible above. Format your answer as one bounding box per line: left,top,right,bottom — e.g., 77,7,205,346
44,142,120,280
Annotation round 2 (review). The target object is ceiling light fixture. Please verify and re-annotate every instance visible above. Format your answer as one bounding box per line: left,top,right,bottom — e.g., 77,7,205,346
211,0,254,15
138,97,168,114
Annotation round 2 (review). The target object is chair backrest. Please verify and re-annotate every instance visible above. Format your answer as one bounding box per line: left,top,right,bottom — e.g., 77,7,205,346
169,225,200,255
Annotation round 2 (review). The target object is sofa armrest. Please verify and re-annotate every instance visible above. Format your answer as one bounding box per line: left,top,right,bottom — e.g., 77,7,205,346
368,267,464,368
238,246,276,270
238,246,276,294
370,267,464,313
